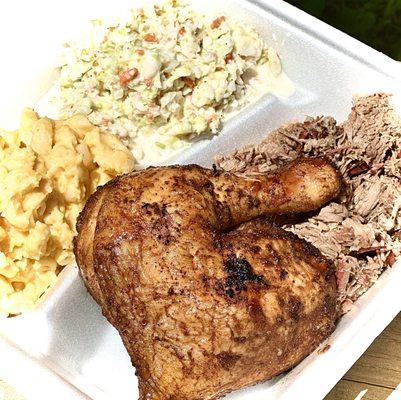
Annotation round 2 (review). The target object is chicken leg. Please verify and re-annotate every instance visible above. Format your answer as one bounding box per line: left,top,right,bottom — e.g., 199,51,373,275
74,158,341,400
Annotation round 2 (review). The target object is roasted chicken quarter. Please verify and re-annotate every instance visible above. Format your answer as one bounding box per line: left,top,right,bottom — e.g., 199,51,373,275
74,157,341,400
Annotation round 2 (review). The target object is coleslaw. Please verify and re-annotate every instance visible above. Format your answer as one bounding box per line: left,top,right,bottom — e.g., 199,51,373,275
53,0,290,164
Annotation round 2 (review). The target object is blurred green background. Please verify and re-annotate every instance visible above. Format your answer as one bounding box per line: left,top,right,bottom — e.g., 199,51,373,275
287,0,401,60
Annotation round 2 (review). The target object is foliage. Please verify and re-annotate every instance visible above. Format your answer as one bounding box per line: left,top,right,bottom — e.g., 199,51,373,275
288,0,401,60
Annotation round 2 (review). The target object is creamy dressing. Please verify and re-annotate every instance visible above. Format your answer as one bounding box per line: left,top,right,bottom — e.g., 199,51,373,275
223,64,295,122
252,63,295,98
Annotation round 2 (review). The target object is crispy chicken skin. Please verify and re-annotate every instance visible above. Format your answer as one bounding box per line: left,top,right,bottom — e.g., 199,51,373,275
74,158,341,400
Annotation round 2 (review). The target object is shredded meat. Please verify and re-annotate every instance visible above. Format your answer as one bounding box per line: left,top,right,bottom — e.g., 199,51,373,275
216,93,401,313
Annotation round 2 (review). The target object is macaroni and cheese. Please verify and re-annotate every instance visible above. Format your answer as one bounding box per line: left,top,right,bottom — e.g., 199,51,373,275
0,109,135,316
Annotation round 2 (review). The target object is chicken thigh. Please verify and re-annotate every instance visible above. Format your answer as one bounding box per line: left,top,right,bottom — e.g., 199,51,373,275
74,158,341,400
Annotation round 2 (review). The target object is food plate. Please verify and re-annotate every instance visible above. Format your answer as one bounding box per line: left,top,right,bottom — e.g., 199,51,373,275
1,0,401,399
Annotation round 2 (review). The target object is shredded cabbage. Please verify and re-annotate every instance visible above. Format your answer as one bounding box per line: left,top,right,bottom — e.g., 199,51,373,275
53,0,282,164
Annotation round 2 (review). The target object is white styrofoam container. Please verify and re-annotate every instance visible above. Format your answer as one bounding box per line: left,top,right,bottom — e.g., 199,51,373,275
0,1,401,399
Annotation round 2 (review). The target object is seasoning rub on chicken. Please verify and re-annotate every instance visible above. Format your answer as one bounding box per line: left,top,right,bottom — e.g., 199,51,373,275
74,158,341,400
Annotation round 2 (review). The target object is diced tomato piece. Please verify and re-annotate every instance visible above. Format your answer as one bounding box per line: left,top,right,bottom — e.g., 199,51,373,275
118,68,138,86
144,33,157,42
211,16,225,29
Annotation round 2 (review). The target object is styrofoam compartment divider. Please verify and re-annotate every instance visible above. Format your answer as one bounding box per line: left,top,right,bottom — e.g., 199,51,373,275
0,0,401,399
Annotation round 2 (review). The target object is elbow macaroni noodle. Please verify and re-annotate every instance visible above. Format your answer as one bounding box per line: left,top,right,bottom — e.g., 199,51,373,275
0,109,135,316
